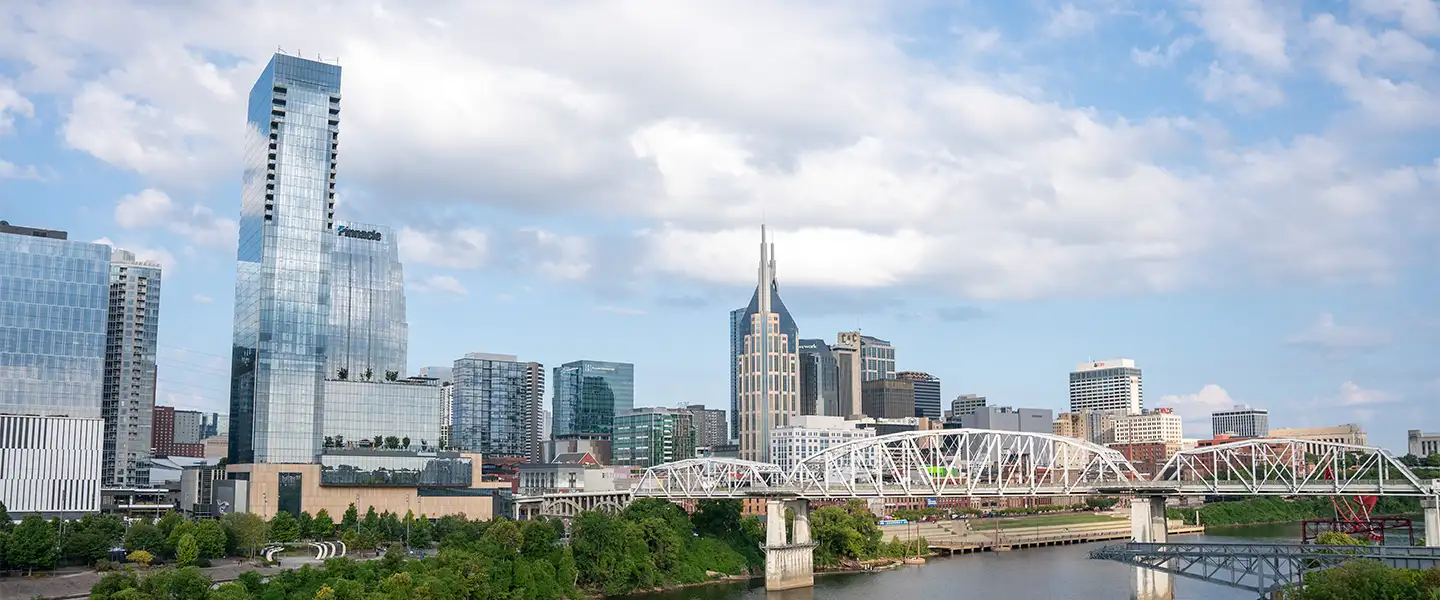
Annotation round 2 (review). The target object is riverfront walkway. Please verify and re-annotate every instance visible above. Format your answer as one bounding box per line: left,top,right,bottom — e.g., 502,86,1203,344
882,517,1204,554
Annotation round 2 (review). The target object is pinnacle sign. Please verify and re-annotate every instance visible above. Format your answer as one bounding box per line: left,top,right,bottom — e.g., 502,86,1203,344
336,225,382,241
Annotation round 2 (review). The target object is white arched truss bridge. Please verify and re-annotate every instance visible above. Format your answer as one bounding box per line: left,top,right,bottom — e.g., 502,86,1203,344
629,429,1438,499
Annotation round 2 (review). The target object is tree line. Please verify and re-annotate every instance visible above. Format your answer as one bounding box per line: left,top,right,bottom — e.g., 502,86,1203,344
1166,496,1424,528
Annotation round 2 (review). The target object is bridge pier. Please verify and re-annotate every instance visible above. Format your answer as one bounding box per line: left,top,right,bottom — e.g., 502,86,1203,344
1424,496,1439,547
765,499,816,591
1130,496,1173,600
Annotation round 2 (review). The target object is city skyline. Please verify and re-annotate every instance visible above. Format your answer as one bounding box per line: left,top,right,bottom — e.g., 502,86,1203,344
2,2,1437,452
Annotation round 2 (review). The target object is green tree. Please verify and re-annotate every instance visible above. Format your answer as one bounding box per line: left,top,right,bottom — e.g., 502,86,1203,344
176,533,199,566
362,506,380,532
124,522,165,555
313,508,335,539
521,518,559,558
156,511,185,539
221,512,269,557
0,530,9,571
165,520,196,557
384,436,400,449
269,511,301,542
9,514,57,574
341,503,359,531
401,436,410,448
194,519,227,559
209,582,253,600
297,511,314,540
0,500,10,531
125,550,153,568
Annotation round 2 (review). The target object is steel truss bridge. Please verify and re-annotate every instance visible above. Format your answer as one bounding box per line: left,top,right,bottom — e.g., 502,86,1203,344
515,430,1438,519
1091,542,1440,597
629,430,1438,499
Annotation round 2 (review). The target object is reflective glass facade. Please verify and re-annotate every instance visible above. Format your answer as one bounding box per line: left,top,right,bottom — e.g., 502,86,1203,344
728,307,745,441
0,231,110,418
451,354,544,459
319,452,472,487
229,54,342,464
327,220,406,379
103,250,162,486
798,339,838,417
321,379,442,447
613,407,694,468
551,360,634,437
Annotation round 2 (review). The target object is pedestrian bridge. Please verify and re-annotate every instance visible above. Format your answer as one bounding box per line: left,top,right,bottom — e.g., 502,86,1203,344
630,430,1439,499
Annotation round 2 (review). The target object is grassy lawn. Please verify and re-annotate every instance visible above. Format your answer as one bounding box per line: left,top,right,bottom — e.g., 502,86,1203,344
968,513,1125,530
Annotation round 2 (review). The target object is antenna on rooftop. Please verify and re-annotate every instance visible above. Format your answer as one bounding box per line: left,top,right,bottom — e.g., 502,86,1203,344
277,45,286,54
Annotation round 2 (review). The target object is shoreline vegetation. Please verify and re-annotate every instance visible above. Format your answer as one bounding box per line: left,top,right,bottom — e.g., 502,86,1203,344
1167,497,1424,529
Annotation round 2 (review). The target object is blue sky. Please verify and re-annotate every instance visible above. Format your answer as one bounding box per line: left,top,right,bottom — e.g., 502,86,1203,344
1,0,1436,450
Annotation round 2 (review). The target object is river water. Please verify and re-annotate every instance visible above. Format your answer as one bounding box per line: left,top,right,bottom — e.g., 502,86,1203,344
623,523,1306,600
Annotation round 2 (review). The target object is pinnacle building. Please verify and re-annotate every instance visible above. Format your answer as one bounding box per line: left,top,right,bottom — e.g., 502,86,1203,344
224,54,493,522
734,227,800,462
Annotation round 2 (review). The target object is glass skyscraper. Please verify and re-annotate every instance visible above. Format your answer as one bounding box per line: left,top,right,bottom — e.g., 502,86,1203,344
450,353,544,459
103,249,162,487
326,220,406,380
798,339,838,417
728,307,746,442
0,221,109,515
229,53,343,464
551,360,635,437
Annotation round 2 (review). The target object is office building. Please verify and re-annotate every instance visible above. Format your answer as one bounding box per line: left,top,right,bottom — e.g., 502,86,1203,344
1409,430,1440,458
152,406,206,458
227,53,344,465
320,378,443,448
769,415,875,472
1113,408,1183,445
0,222,109,516
861,378,914,419
836,331,895,382
798,339,839,416
686,404,728,448
614,407,695,468
729,307,747,441
518,452,615,495
101,249,162,488
542,433,613,464
830,338,862,418
1268,425,1368,455
200,413,227,439
451,353,545,460
1211,404,1269,438
1108,442,1171,477
551,360,635,437
947,394,987,421
174,409,203,444
1069,358,1143,415
735,227,800,462
897,371,941,420
326,220,407,381
1053,411,1089,439
958,406,1054,434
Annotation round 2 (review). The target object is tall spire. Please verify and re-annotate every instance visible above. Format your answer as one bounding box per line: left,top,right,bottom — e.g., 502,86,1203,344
756,224,772,463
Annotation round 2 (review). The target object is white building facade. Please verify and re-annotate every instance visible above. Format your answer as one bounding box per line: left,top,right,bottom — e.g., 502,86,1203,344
769,415,875,472
1113,409,1183,444
1068,358,1143,414
1211,404,1269,438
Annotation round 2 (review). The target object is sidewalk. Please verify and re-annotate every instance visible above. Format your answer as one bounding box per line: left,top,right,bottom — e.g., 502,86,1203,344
0,557,288,600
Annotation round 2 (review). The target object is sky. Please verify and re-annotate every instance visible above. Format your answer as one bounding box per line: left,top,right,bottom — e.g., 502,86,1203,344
0,0,1436,452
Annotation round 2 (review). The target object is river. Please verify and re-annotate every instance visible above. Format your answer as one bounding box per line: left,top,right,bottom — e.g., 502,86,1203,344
621,523,1309,600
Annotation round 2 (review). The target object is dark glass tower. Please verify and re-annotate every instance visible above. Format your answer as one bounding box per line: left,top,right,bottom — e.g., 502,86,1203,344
552,360,636,437
228,53,342,464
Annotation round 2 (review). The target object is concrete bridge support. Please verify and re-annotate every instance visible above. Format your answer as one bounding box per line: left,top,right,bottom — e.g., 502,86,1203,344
1424,496,1439,548
1130,496,1174,600
765,499,817,591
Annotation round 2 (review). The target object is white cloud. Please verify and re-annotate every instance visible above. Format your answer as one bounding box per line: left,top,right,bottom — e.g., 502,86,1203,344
1197,62,1285,109
1187,0,1291,69
0,159,41,180
0,79,34,135
1159,384,1240,436
192,294,212,303
91,237,178,272
1355,0,1440,37
1131,36,1196,67
411,275,469,296
1336,381,1390,406
1306,14,1440,127
114,188,237,248
1044,4,1096,38
0,2,1435,300
1285,313,1388,350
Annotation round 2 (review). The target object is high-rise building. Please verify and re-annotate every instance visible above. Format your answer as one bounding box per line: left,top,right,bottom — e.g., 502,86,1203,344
729,307,747,442
173,410,203,444
0,221,109,516
736,226,800,462
861,378,914,419
770,415,874,472
830,337,862,418
552,360,635,437
1068,359,1143,415
102,249,162,487
958,406,1054,434
1053,411,1089,439
200,413,228,439
451,353,545,460
685,404,728,448
836,331,894,382
1211,404,1269,438
326,220,407,380
614,407,695,468
228,53,343,465
896,372,941,420
948,394,987,421
798,339,839,416
152,406,205,458
521,362,545,461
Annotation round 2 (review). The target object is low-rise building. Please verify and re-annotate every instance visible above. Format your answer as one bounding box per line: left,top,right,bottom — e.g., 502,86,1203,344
1053,411,1089,440
1212,404,1269,438
614,407,695,468
517,452,616,495
861,379,914,419
946,394,987,422
1408,430,1440,458
957,406,1054,434
542,433,613,464
770,415,875,472
1108,442,1172,477
1268,425,1367,455
1113,408,1183,445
